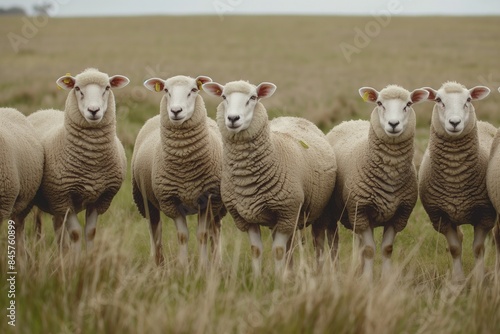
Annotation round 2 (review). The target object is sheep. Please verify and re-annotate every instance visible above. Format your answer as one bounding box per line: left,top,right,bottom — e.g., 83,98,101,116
28,68,129,251
132,75,225,267
486,86,500,272
202,80,337,275
418,81,496,282
0,108,44,253
326,85,429,280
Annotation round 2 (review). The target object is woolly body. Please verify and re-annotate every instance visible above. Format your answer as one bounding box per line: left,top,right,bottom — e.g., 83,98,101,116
132,75,224,266
30,86,126,215
327,115,417,233
0,108,43,222
132,94,225,222
28,68,128,250
419,120,496,233
418,81,495,281
487,123,500,269
326,84,428,280
218,98,336,236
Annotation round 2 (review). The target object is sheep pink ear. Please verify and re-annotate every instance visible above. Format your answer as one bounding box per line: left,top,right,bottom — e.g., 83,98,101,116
144,78,165,93
56,75,76,90
422,87,438,101
359,87,378,103
202,82,224,97
469,86,490,101
410,89,430,104
195,76,212,90
109,75,130,89
256,82,276,99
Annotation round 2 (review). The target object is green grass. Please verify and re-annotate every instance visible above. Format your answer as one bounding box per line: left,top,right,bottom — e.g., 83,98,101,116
1,15,500,333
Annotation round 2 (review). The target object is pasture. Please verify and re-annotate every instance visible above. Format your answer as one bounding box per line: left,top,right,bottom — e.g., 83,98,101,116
1,15,500,333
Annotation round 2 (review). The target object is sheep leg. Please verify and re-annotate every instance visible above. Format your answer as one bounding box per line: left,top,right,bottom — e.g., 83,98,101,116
312,224,326,269
381,225,396,279
66,212,82,252
209,217,222,265
444,226,464,282
360,227,376,281
174,215,188,267
472,225,488,282
327,223,339,264
272,231,291,277
34,208,43,240
148,205,163,266
84,207,98,251
53,215,69,251
494,218,500,272
286,234,294,271
248,225,263,277
197,210,209,269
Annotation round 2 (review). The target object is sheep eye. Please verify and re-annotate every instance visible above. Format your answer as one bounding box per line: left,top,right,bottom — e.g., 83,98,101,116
406,102,412,107
191,88,198,93
250,95,257,101
105,86,110,91
435,97,442,103
75,86,80,92
466,97,471,103
164,89,169,93
376,101,382,107
222,95,226,100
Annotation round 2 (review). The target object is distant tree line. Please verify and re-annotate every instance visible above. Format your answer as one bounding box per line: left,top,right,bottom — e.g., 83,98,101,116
0,2,53,16
0,6,26,15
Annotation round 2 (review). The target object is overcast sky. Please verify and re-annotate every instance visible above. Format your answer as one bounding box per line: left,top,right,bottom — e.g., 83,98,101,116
1,0,500,17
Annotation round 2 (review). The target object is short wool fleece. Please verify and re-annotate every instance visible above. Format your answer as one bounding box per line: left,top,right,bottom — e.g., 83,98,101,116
28,69,126,216
327,86,419,233
132,94,226,221
0,108,43,221
419,120,497,233
218,100,337,235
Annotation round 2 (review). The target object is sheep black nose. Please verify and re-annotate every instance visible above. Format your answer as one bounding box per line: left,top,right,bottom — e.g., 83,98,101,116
449,119,461,128
88,107,100,116
228,115,240,124
171,107,183,115
388,121,400,129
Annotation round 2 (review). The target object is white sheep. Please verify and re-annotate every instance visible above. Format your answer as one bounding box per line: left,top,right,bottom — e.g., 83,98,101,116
28,68,129,251
326,85,428,280
0,108,44,253
486,86,500,272
132,75,225,266
203,80,337,275
419,81,496,281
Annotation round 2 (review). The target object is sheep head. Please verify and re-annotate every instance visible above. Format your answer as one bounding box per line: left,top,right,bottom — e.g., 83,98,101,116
423,82,490,136
203,80,276,133
144,75,212,125
57,68,129,125
359,85,428,137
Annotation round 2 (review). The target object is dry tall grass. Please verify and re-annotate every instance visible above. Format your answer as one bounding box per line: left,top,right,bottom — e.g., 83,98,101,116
1,15,500,333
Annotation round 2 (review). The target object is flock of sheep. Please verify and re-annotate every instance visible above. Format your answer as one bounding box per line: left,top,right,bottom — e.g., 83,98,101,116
1,68,500,281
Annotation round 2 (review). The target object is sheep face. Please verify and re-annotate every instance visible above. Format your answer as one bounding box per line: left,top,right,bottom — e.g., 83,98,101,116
144,76,212,125
57,71,130,125
359,86,428,137
203,81,276,133
423,83,490,136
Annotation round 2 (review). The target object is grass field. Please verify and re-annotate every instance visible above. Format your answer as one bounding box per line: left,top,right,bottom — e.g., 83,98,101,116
1,15,500,333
